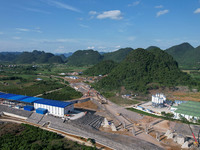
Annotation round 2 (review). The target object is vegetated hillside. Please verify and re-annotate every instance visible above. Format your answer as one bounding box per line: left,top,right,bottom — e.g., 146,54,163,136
14,50,64,64
103,47,133,62
83,60,118,76
67,49,102,66
165,42,200,69
0,52,21,62
0,123,96,150
95,48,192,93
59,54,67,62
146,46,160,51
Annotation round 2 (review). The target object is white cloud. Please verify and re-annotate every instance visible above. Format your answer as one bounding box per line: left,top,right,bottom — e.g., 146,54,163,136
97,10,123,20
115,45,121,48
79,24,89,28
154,39,162,42
16,27,42,33
156,9,169,17
12,37,21,40
46,0,81,13
98,46,106,49
89,11,97,15
87,46,95,49
24,8,50,14
55,46,65,53
128,1,140,7
127,36,136,41
155,5,163,9
56,39,77,43
16,28,30,32
194,8,200,14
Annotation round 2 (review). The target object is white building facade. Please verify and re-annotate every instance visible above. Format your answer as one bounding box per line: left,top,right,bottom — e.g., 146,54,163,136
34,99,74,117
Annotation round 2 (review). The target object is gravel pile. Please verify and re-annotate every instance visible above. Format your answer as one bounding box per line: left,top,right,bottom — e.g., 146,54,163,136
26,113,44,124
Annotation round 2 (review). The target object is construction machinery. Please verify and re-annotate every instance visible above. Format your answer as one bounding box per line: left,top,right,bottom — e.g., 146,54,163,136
188,124,199,147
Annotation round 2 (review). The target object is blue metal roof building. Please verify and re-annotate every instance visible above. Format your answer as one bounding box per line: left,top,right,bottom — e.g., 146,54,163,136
34,99,72,108
8,95,28,101
21,97,42,103
0,92,5,95
0,92,74,117
34,99,74,117
0,94,18,99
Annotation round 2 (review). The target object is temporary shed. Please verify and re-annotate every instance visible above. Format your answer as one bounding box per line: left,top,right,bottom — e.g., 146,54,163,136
24,105,34,111
36,108,48,114
34,99,74,117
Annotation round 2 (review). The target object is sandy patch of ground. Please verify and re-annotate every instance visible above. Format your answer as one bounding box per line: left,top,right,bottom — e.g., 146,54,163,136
137,116,158,124
74,100,99,111
153,120,170,132
168,91,200,101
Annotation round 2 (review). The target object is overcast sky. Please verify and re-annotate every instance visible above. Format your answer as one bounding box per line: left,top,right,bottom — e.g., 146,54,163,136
0,0,200,53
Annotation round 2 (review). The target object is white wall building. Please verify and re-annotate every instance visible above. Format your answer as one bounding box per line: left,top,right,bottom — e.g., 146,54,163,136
152,93,166,104
34,99,74,117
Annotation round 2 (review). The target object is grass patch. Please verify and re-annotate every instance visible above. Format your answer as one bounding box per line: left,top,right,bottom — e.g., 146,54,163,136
101,91,115,98
40,86,82,101
0,80,65,96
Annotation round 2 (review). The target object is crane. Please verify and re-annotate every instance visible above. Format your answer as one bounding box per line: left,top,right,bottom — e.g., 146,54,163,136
188,124,199,147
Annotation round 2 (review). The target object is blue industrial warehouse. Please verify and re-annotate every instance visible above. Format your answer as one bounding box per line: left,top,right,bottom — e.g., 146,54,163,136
0,92,74,117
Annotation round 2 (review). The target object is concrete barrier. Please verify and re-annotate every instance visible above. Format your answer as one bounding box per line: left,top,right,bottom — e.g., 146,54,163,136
2,112,27,120
177,136,185,145
181,141,189,149
165,130,171,137
167,133,174,139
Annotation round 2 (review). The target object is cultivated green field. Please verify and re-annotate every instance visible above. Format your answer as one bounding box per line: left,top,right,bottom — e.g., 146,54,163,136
0,64,84,99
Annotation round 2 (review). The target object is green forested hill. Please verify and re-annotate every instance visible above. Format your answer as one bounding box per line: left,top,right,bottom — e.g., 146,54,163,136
95,48,191,93
103,48,133,62
14,50,64,64
67,49,103,66
83,60,118,76
0,52,21,62
146,46,160,51
165,42,200,69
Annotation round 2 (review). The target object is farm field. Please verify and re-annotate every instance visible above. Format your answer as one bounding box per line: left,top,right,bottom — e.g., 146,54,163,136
0,64,84,99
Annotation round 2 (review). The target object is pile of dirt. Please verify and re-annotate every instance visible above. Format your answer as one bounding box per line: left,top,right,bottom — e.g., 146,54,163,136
74,100,98,110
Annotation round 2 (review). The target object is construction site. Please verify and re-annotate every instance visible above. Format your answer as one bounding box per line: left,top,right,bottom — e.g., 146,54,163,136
1,79,200,149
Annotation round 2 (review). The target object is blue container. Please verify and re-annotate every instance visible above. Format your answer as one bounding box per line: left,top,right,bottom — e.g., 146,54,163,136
36,108,48,114
24,105,34,111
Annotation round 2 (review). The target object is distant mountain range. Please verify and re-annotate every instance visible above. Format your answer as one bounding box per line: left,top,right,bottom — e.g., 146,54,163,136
0,50,64,64
0,42,199,68
66,47,134,66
